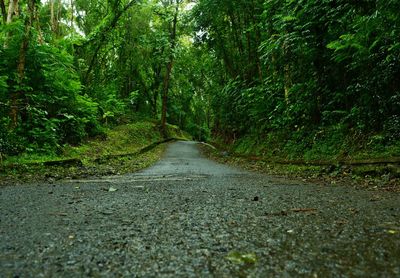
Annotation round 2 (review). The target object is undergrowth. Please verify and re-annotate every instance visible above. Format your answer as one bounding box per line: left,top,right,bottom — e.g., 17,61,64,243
222,126,400,162
1,121,190,184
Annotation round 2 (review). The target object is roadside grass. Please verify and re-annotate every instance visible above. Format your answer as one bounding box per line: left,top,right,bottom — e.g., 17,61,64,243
64,121,163,160
228,129,400,162
0,121,191,185
202,132,400,192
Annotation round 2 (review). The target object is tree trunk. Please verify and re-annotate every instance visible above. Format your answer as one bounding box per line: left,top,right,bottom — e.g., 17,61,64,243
50,0,57,35
161,60,173,135
151,64,163,118
160,1,179,136
6,0,18,23
3,0,18,48
34,0,43,44
70,0,74,29
284,63,291,105
250,0,263,81
283,31,292,106
56,0,62,32
10,0,34,128
0,0,6,24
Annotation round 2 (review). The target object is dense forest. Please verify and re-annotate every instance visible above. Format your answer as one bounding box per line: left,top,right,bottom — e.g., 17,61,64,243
0,0,399,160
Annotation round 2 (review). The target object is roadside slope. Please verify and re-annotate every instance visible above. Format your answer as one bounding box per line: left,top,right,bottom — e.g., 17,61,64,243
0,122,190,185
200,141,400,192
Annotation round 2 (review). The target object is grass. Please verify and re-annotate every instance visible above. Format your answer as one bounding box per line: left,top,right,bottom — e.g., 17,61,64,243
201,145,399,192
222,127,400,163
206,128,400,192
63,122,162,160
1,121,190,184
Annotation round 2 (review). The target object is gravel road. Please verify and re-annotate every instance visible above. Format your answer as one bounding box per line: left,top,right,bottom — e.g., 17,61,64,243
1,141,400,277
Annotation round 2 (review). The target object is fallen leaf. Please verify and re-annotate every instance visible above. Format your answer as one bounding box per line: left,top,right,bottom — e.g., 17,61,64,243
387,230,398,234
349,208,359,214
108,187,118,192
369,196,381,202
335,219,348,225
226,251,257,265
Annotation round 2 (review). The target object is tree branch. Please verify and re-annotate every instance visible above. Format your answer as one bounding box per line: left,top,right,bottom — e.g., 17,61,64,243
84,0,137,83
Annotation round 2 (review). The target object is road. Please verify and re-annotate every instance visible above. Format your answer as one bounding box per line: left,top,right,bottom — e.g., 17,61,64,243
1,141,400,277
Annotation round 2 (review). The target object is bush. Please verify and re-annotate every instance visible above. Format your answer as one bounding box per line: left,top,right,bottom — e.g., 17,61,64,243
0,123,26,156
186,123,210,141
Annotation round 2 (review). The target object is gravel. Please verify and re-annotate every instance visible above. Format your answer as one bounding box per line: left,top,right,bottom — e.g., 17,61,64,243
1,141,400,277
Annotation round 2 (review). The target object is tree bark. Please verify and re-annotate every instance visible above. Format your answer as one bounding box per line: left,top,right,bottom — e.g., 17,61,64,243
0,0,6,24
160,1,179,136
10,0,34,128
50,0,57,35
161,60,174,134
34,0,43,44
3,0,18,48
70,0,74,29
6,0,18,23
250,0,263,81
283,31,292,106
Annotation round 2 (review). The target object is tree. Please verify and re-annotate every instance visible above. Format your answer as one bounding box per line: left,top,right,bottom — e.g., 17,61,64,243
9,0,35,128
6,0,18,24
160,0,181,136
0,0,7,24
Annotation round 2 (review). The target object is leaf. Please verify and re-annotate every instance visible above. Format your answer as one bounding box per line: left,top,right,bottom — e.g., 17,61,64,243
387,230,398,235
282,15,297,22
226,251,257,265
108,187,118,192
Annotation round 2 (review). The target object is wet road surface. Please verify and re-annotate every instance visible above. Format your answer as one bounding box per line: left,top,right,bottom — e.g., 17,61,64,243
1,141,400,277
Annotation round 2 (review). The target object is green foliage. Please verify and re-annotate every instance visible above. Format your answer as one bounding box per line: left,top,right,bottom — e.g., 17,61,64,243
0,123,25,156
0,3,103,155
2,0,398,162
64,121,163,159
192,0,399,159
0,76,7,93
2,121,169,184
186,123,210,142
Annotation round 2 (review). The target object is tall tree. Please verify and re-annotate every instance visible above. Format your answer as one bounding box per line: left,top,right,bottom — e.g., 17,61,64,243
10,0,35,128
49,0,58,35
160,0,181,135
0,0,6,24
6,0,18,24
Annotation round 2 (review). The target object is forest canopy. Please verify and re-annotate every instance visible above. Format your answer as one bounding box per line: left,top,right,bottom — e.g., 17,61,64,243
0,0,399,159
